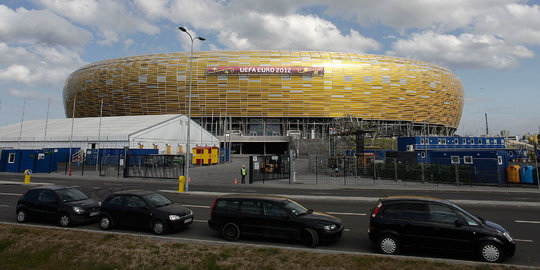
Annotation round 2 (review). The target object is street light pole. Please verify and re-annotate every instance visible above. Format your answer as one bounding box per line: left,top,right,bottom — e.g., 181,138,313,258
178,26,205,192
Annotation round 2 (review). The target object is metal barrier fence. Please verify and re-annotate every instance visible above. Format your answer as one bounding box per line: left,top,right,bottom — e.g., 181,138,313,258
293,155,505,186
125,155,184,179
249,155,290,182
59,153,185,179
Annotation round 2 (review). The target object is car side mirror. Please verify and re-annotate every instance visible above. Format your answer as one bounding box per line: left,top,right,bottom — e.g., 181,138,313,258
454,219,464,227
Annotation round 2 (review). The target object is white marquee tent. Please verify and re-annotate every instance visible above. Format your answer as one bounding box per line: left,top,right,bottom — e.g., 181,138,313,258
0,114,219,154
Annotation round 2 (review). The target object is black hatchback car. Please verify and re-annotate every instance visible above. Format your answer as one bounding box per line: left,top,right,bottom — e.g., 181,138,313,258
208,194,343,247
16,185,100,227
368,196,515,262
99,190,193,235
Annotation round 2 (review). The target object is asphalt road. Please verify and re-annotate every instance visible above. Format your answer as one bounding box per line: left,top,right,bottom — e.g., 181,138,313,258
0,175,539,267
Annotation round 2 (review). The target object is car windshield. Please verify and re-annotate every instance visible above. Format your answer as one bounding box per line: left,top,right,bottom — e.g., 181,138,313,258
56,188,89,203
144,193,172,208
283,199,308,216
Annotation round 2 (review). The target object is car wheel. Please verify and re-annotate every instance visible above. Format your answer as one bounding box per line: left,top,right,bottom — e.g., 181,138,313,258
300,228,319,248
16,209,27,223
59,213,71,227
222,223,240,241
100,215,112,230
152,220,166,235
377,234,399,255
479,242,502,262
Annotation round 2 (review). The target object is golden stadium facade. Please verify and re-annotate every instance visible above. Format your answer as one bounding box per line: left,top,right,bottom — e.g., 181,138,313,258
63,50,464,154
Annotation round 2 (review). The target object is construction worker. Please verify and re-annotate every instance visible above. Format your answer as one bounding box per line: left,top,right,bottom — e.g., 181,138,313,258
241,165,247,184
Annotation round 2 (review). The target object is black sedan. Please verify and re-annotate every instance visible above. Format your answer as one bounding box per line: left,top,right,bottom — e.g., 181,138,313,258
99,190,193,235
16,185,100,227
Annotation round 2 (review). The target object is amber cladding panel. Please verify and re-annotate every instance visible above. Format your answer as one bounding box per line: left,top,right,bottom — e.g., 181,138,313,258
63,51,464,128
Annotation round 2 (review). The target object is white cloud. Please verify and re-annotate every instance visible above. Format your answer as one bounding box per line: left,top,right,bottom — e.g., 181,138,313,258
475,3,540,46
137,0,380,53
217,13,380,52
36,0,160,45
9,88,54,100
318,0,511,32
123,38,134,49
0,5,92,47
0,65,32,84
317,1,540,69
388,31,534,69
0,42,86,87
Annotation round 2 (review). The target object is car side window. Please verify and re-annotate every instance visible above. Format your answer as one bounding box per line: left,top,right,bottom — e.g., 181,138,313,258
398,202,428,221
23,189,40,203
107,195,124,206
428,203,459,224
456,211,479,226
215,199,240,211
263,203,288,217
126,196,146,208
240,200,261,215
38,190,57,203
381,204,399,219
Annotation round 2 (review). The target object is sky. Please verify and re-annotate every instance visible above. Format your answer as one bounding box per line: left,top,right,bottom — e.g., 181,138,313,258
1,0,540,136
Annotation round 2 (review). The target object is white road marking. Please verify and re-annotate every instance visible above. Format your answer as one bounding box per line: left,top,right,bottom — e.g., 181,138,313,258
0,205,9,207
327,212,366,216
194,219,207,223
515,220,540,224
344,229,351,232
515,239,534,243
0,192,22,196
182,205,211,209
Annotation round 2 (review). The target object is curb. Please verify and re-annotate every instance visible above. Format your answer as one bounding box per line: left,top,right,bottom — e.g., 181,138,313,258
160,190,540,208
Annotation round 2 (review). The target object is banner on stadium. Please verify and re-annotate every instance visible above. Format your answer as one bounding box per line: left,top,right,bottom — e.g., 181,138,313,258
207,66,324,75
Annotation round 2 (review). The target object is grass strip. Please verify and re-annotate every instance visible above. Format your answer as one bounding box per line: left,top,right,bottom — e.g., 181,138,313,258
0,224,520,270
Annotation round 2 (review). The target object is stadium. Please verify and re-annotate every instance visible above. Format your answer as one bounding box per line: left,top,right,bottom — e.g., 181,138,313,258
63,50,464,155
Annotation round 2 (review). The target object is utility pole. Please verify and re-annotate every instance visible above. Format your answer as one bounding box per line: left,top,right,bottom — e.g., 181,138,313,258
485,113,489,136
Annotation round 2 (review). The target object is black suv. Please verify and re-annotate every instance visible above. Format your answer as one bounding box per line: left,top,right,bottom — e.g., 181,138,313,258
368,196,515,262
99,190,193,235
16,186,100,227
208,194,343,247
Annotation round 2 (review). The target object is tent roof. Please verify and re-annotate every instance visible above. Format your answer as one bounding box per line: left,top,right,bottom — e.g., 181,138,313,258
0,114,185,139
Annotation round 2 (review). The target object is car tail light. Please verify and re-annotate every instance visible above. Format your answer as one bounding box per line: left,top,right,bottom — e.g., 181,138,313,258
371,202,382,218
210,199,217,218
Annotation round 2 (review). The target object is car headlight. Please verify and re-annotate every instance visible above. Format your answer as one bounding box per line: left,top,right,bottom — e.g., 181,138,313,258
503,232,514,242
169,215,181,221
323,224,337,231
72,206,84,214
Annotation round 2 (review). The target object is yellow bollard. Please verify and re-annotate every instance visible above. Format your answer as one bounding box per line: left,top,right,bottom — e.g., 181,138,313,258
178,176,186,192
24,169,32,184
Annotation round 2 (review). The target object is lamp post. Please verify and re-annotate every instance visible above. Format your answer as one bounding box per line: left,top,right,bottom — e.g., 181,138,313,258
178,26,205,192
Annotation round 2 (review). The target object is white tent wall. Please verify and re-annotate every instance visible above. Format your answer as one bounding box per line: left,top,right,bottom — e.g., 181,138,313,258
0,114,219,154
129,115,220,154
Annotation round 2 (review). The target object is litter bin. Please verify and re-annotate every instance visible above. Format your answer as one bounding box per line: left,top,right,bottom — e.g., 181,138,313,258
506,165,520,183
520,166,534,184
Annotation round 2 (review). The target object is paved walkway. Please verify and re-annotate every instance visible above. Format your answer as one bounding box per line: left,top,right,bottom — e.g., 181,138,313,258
2,156,539,195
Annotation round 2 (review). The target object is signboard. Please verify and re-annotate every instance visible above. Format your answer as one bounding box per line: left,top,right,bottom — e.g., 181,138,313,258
207,66,324,75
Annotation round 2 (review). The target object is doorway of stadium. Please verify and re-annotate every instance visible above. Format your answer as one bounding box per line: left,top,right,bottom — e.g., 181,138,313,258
220,142,289,155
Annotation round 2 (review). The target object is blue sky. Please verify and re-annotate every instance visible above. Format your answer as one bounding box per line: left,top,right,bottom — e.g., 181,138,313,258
1,0,539,136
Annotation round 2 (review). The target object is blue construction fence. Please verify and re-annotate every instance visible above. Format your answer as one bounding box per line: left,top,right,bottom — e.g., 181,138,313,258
0,148,79,173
